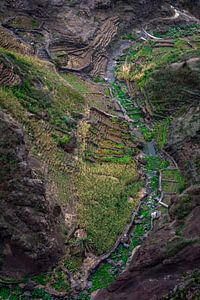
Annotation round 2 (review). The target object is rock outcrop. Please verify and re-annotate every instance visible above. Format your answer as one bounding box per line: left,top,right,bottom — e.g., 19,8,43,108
0,111,65,278
166,105,200,184
94,185,200,300
0,0,168,76
179,0,200,18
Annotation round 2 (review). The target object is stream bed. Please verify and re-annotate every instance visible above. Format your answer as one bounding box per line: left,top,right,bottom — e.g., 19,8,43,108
76,39,172,300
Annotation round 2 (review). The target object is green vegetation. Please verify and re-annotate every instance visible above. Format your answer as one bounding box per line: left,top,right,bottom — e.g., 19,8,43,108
89,204,151,294
154,24,200,39
99,155,132,164
122,33,136,41
0,287,22,300
0,287,53,300
63,73,89,94
30,268,71,293
144,156,169,172
1,49,85,125
116,26,200,120
104,87,110,97
7,16,40,30
92,76,105,83
0,48,87,209
64,256,82,273
153,118,170,149
161,169,186,194
140,126,154,142
89,264,116,293
76,160,143,254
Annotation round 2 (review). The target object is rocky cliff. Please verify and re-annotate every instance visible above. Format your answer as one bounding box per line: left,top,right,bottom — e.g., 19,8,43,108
0,110,65,278
0,0,168,76
179,0,200,18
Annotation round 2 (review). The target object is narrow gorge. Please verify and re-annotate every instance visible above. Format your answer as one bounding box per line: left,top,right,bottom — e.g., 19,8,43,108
0,1,199,299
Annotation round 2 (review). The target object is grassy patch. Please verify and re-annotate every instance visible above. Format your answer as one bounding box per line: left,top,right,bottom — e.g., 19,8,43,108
63,73,89,94
153,118,170,149
89,264,116,293
76,161,143,254
161,169,186,194
154,24,200,39
116,29,200,120
99,155,132,164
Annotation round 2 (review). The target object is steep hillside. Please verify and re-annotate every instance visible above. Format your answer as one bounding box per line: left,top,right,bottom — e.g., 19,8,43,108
94,185,200,300
93,13,200,300
0,0,168,76
0,30,142,298
0,1,200,300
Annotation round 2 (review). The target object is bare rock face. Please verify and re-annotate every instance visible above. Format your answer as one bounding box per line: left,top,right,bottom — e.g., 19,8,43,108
0,0,167,76
164,58,200,184
179,0,200,18
94,186,200,300
0,111,65,278
166,105,200,184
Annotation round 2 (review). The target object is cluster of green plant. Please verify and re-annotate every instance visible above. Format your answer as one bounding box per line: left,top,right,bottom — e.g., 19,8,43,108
76,160,143,254
0,48,88,209
30,268,71,293
0,287,53,300
140,126,154,142
144,156,169,172
31,273,48,285
117,29,200,83
8,16,40,30
0,49,85,131
104,87,110,97
111,82,127,101
89,204,151,294
122,33,136,41
64,256,82,273
0,287,22,300
92,76,105,83
162,169,186,194
154,24,200,39
89,264,116,293
111,82,145,126
153,118,170,149
150,175,159,192
99,155,132,164
77,293,90,300
31,18,40,29
145,61,200,118
63,73,89,94
30,289,52,299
